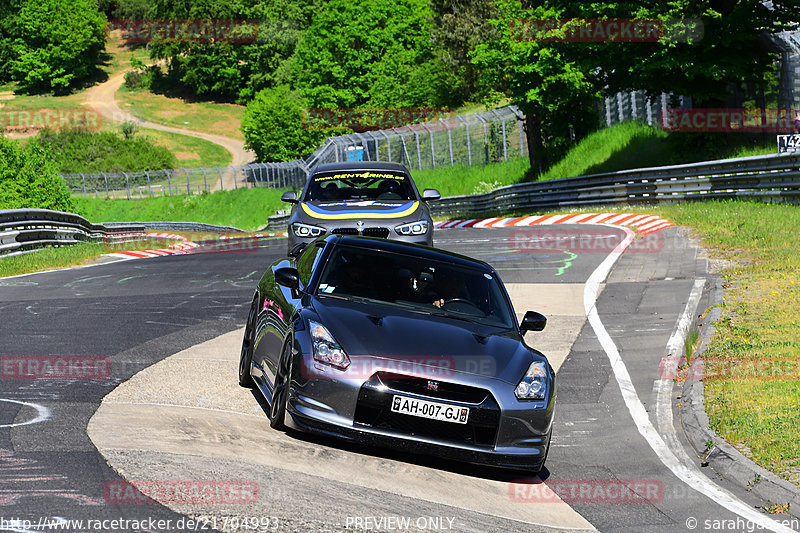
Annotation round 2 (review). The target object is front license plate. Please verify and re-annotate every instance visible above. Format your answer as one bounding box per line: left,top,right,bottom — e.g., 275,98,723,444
391,395,469,424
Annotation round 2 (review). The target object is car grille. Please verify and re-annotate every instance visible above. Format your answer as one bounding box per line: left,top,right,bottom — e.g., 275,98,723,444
353,373,500,448
331,227,390,238
362,227,390,238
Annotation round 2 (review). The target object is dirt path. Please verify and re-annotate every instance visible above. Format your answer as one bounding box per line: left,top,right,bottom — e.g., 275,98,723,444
82,70,255,191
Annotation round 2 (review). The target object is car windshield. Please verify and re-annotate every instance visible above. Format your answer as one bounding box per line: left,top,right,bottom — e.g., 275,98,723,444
316,245,516,329
304,171,416,202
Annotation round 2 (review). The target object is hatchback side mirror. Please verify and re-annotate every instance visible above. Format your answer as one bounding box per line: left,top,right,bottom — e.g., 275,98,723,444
274,267,300,290
422,189,441,201
281,190,298,204
520,311,547,333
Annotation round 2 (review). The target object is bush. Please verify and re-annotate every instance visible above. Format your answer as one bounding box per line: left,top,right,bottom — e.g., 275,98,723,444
35,130,178,173
241,86,332,162
0,136,74,211
10,0,106,93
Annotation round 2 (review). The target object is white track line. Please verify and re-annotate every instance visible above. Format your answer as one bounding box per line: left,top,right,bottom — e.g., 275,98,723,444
584,228,795,533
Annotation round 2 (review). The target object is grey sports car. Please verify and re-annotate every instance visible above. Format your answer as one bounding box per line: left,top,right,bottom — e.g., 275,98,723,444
280,162,440,252
238,235,555,472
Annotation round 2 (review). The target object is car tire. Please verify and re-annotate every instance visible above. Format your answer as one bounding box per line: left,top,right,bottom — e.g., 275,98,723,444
238,297,257,388
269,341,292,430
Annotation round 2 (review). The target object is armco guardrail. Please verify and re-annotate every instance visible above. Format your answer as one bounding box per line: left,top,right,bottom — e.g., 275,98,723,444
262,152,800,230
0,209,145,257
102,221,247,234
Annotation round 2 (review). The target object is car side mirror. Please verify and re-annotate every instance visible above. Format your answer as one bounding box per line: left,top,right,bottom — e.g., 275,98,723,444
288,243,307,258
520,311,547,333
422,189,441,201
275,267,300,290
281,190,298,204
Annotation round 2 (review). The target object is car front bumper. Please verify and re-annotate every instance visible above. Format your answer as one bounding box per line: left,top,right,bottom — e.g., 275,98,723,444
284,355,554,470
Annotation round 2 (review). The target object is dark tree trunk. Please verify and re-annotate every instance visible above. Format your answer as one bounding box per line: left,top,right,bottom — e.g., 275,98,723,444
525,111,546,178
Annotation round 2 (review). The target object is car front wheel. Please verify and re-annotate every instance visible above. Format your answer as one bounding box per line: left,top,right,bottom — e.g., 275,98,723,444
269,341,292,429
238,298,257,388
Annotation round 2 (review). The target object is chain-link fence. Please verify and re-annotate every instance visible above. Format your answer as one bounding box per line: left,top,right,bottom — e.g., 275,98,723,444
60,105,527,199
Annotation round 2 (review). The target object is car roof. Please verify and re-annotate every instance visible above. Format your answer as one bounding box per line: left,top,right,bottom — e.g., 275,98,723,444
310,162,411,175
324,235,495,271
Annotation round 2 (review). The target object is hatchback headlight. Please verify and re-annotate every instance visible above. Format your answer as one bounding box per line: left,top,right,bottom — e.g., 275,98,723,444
292,223,326,238
395,220,428,236
309,321,350,370
515,361,549,400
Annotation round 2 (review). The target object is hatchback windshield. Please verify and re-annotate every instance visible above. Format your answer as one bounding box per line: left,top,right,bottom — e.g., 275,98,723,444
305,171,416,202
316,245,516,329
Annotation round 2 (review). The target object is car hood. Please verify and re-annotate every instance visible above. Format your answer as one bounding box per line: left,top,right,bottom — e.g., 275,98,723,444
300,200,420,221
310,295,541,384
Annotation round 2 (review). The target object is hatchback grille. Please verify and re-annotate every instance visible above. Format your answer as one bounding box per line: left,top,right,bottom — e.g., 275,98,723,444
362,227,390,238
331,227,390,238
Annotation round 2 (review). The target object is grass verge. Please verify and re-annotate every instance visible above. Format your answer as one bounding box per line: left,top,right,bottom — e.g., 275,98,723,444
0,239,171,279
74,187,291,231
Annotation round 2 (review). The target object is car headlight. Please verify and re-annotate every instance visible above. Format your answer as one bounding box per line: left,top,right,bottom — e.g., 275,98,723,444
292,223,326,238
395,220,428,236
309,320,350,370
515,361,549,400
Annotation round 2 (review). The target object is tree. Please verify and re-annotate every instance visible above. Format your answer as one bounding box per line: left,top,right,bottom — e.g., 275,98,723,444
10,0,106,93
545,0,800,108
472,1,598,174
146,0,319,102
290,0,439,108
0,137,74,211
241,86,329,162
429,0,498,103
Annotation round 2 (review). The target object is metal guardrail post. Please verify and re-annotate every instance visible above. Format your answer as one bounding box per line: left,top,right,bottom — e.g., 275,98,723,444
457,116,471,167
145,171,151,197
411,127,423,170
439,119,454,166
477,115,488,165
202,168,207,191
123,172,130,200
217,167,223,190
166,170,172,196
422,124,435,168
102,173,109,198
184,168,190,194
231,166,237,190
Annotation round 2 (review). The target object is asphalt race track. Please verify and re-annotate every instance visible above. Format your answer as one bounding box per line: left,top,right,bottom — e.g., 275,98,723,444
1,227,798,533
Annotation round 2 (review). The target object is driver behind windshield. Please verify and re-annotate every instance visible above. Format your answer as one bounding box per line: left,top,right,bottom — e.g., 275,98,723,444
431,271,470,308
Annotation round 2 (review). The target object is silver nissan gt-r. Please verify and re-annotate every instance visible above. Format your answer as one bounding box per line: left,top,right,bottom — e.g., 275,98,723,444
280,162,440,253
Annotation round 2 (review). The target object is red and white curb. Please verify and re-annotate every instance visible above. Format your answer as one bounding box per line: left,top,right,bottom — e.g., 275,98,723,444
434,213,673,236
103,232,286,260
105,232,199,260
218,232,287,239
